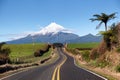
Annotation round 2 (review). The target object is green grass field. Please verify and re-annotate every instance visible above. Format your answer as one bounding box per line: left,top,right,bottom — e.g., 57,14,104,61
67,42,100,49
3,43,52,63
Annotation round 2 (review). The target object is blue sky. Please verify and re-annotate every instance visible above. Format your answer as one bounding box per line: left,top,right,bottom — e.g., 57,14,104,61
0,0,120,42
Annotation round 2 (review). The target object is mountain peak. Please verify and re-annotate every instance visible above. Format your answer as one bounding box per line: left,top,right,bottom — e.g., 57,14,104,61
86,33,94,36
32,22,72,36
47,22,64,29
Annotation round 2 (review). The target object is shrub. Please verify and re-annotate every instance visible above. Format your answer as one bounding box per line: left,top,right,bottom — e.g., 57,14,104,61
90,59,109,68
100,24,118,51
97,40,107,54
115,65,120,72
66,48,80,55
0,42,11,65
97,60,109,68
90,40,107,60
0,42,6,50
116,47,120,53
34,49,45,57
0,48,11,56
90,48,99,60
34,44,51,57
81,50,90,62
0,54,10,65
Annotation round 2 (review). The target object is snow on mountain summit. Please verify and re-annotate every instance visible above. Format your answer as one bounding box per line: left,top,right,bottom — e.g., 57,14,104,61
31,22,72,36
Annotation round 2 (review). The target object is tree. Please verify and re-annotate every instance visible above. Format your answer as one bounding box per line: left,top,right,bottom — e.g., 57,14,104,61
0,42,6,50
90,12,116,31
0,42,11,65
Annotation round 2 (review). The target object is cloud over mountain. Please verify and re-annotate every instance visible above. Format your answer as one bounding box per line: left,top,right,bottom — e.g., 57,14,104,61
30,22,72,36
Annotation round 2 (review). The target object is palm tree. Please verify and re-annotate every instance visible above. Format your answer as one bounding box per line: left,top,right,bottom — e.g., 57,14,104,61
90,12,116,31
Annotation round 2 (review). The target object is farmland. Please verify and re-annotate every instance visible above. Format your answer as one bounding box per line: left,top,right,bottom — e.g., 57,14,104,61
67,42,100,49
2,43,52,63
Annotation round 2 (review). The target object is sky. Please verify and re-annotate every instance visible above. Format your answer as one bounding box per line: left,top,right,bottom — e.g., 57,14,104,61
0,0,120,42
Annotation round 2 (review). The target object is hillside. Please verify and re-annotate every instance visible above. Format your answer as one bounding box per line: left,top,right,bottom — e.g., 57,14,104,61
67,34,102,43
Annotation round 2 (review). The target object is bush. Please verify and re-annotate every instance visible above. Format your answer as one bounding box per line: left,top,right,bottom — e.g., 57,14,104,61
81,50,90,62
0,48,11,56
90,48,99,60
0,54,10,65
90,60,109,68
97,40,107,54
97,60,109,68
34,49,45,57
100,24,118,51
66,48,80,55
116,47,120,53
0,42,11,65
34,44,51,57
115,65,120,72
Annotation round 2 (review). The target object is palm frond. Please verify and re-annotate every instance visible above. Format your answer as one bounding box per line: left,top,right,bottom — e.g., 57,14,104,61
110,23,116,30
109,12,117,19
101,13,107,16
90,18,101,22
96,21,103,29
90,12,117,31
93,14,101,18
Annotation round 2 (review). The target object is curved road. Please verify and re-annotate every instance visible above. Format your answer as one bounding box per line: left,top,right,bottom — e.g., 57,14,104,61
60,48,106,80
0,47,107,80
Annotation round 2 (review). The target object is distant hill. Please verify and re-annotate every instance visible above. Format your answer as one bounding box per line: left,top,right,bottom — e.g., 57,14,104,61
66,34,102,43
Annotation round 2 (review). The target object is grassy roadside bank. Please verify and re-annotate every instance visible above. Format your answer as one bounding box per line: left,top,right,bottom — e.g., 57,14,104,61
74,58,117,80
0,43,60,78
64,48,117,80
0,48,59,78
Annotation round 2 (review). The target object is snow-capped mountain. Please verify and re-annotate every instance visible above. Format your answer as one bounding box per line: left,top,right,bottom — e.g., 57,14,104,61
6,22,102,44
7,22,79,44
31,22,72,36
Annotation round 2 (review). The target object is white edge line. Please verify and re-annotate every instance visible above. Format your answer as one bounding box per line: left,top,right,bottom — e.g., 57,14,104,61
73,59,108,80
0,68,29,80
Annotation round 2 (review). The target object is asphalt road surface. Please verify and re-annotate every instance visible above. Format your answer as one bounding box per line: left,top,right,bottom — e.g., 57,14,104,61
0,47,107,80
60,48,106,80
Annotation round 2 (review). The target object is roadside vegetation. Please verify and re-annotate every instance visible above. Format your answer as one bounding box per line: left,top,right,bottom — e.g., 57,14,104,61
0,42,11,65
66,43,99,60
66,12,120,80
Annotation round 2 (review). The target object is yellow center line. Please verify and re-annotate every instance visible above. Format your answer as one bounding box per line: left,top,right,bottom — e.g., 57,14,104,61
52,55,67,80
57,57,67,80
52,67,58,80
57,66,60,80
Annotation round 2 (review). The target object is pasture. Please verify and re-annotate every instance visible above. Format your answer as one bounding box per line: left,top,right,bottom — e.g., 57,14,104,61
3,43,52,63
67,42,100,49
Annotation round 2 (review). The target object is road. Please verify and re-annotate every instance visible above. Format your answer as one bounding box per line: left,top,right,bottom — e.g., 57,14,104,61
0,47,107,80
60,48,106,80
